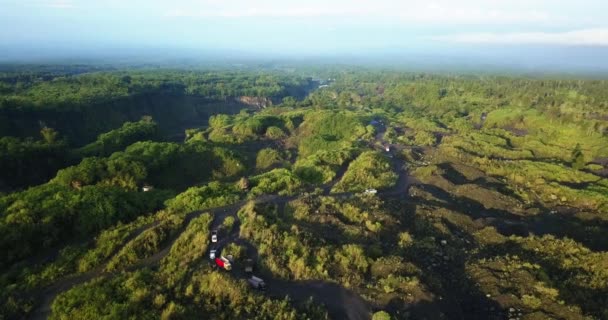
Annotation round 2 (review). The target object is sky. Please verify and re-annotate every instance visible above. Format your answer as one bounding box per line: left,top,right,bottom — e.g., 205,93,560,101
1,0,608,69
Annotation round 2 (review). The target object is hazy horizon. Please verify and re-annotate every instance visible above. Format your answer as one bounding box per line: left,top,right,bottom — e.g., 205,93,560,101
1,0,608,74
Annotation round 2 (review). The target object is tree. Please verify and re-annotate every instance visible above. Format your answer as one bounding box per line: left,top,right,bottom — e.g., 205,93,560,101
256,148,285,170
265,126,286,139
237,177,250,190
40,126,58,144
398,232,413,248
282,96,297,107
372,311,391,320
571,143,585,170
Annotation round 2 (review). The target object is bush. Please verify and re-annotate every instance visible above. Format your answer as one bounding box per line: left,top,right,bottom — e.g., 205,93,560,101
398,232,414,248
294,149,353,184
256,148,284,170
211,147,245,178
160,213,213,284
222,216,236,232
372,311,391,320
165,182,242,213
522,294,542,309
571,143,586,170
53,156,147,190
334,244,370,286
50,271,157,320
105,213,183,271
333,151,397,192
265,126,287,139
78,119,159,157
249,169,303,196
209,114,232,128
413,131,436,146
296,111,366,157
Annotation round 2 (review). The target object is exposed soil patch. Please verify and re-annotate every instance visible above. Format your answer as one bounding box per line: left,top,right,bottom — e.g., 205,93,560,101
589,168,608,178
591,157,608,167
589,113,608,121
269,280,372,320
502,126,528,136
556,179,601,190
476,217,530,237
438,163,470,185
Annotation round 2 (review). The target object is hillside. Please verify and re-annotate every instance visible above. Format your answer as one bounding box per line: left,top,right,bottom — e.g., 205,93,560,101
1,67,607,320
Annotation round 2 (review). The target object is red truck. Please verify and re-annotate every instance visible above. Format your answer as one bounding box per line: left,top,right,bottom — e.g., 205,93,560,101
215,256,232,270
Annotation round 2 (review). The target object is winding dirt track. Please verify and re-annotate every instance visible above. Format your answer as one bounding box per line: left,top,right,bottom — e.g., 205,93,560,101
29,129,415,320
29,197,276,320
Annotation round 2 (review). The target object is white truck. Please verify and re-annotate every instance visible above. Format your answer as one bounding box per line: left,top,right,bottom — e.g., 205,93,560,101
248,276,266,290
364,188,378,195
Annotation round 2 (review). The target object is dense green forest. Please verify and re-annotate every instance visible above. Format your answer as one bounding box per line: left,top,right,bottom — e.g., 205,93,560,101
0,69,315,147
1,66,607,320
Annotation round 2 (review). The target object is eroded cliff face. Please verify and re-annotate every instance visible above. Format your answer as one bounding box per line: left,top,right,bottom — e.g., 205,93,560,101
0,95,249,146
237,96,273,108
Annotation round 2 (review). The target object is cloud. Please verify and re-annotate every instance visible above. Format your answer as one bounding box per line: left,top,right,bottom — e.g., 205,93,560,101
24,0,76,9
432,29,608,46
163,0,564,25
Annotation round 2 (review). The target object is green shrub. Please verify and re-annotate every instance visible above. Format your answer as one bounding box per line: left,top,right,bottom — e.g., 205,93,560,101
372,311,391,320
222,216,236,232
105,213,183,271
249,169,303,196
296,111,366,157
165,182,242,213
571,143,586,170
160,213,213,284
78,119,159,157
265,126,287,139
209,114,232,128
211,147,245,178
522,294,542,309
413,131,436,146
333,151,397,192
398,232,414,248
50,271,157,320
256,148,285,170
294,149,354,184
77,215,156,272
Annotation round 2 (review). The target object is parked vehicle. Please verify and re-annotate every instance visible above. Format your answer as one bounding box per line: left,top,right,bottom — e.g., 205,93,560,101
248,276,266,290
211,230,218,243
364,188,378,195
209,249,216,260
244,258,254,273
215,256,232,270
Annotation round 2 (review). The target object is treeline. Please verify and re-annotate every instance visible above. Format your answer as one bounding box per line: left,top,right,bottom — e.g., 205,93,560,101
304,71,608,119
0,136,247,269
2,65,608,320
0,132,70,190
77,117,160,157
0,70,312,111
0,69,315,147
0,184,169,270
0,118,161,190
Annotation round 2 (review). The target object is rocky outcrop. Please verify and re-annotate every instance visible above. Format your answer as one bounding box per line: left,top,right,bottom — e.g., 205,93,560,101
237,96,273,108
